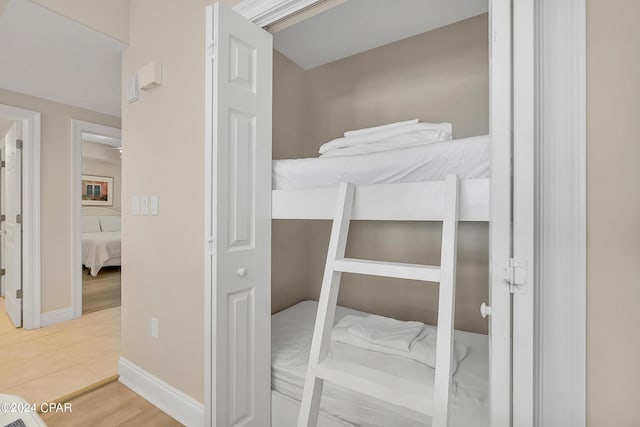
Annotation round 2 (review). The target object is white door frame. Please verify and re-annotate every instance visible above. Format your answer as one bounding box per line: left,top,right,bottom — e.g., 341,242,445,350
70,119,121,319
533,1,587,425
228,1,588,425
0,104,41,330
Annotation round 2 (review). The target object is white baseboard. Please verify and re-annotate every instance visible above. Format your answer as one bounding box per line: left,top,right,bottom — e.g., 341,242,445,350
40,307,73,327
118,357,204,427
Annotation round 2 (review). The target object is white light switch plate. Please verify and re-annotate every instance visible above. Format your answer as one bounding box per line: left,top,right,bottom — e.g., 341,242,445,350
132,196,139,215
141,196,149,215
151,317,159,338
150,195,159,215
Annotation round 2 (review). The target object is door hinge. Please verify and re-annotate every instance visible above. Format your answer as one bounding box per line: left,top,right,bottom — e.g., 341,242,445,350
1,160,5,167
16,214,22,224
503,258,528,294
207,236,216,255
16,139,23,149
208,41,217,59
0,214,5,222
1,268,5,276
16,289,22,299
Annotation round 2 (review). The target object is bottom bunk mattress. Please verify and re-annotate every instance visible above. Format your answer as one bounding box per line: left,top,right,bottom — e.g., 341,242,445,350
272,301,489,427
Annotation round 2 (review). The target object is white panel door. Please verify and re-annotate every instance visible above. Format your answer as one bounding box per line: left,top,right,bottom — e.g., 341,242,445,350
3,122,22,328
205,3,272,426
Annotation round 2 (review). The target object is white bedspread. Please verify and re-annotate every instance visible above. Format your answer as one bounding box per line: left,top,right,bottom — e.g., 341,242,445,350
272,301,489,427
273,135,489,190
82,231,121,276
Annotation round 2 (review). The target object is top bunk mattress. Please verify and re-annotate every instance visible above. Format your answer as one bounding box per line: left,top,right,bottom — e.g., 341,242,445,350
272,300,489,427
273,135,490,191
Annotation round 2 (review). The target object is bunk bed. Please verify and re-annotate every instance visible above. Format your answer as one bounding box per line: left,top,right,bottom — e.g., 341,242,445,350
269,132,491,427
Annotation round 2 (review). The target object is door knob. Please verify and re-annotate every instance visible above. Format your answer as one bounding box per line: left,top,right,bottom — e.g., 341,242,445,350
237,267,247,277
480,302,492,318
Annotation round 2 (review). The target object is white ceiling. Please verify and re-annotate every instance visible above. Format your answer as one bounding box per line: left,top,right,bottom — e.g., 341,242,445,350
0,0,124,117
273,0,488,70
82,140,121,164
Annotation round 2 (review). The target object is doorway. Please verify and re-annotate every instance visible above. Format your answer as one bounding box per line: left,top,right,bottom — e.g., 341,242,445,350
0,104,40,330
71,120,122,318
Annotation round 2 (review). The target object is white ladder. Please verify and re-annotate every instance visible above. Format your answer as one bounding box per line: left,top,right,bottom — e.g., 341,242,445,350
297,175,460,427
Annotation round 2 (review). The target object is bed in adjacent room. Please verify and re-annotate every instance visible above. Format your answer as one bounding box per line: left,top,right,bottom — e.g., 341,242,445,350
81,214,121,276
271,301,489,427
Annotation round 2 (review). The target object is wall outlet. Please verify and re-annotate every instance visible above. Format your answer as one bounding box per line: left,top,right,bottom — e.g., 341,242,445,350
151,317,159,338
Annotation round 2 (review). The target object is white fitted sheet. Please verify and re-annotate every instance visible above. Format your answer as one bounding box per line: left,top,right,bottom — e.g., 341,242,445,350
272,301,489,427
272,135,490,190
82,231,121,276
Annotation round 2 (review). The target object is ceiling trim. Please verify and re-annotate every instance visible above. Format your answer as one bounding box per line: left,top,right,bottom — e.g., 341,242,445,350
234,0,323,27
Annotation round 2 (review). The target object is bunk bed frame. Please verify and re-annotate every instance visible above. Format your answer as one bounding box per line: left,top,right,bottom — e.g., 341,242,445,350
272,178,489,221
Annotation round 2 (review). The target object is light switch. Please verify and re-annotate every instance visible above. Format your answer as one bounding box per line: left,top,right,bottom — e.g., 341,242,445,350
141,196,149,215
132,196,139,215
150,195,159,216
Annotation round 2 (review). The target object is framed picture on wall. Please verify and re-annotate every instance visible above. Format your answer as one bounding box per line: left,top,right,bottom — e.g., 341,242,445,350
81,175,114,206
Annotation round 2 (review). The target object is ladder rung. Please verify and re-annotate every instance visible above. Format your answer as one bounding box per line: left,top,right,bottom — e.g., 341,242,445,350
333,258,441,282
315,358,433,416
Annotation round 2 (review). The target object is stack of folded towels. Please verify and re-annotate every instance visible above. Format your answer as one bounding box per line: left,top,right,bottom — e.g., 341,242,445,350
331,314,469,374
319,119,453,158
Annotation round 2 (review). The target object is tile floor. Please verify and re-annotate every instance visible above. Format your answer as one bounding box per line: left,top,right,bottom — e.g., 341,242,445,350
0,297,120,405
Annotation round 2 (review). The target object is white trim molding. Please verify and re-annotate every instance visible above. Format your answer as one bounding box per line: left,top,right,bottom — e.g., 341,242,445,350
70,120,121,319
0,103,41,330
536,0,586,426
234,0,322,27
40,307,73,327
118,358,204,427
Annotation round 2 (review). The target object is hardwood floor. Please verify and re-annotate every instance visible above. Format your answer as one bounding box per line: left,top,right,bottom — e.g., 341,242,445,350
83,266,121,314
40,381,182,427
0,298,120,405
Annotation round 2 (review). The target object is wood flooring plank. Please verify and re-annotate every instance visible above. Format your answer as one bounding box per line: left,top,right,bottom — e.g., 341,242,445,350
40,382,183,427
82,267,121,314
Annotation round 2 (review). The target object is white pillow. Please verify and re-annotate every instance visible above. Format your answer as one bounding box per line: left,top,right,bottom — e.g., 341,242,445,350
81,216,101,233
99,215,121,232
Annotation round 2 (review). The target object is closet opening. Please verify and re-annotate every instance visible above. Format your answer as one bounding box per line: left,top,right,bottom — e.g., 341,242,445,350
270,4,490,426
205,0,514,425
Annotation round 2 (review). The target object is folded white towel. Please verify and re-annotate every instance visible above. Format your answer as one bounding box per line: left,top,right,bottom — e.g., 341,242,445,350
344,119,420,137
319,122,453,155
348,314,424,352
332,315,469,374
319,129,452,158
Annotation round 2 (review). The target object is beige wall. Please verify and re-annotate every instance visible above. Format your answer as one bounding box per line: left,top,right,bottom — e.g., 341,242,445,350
0,89,120,312
29,0,129,44
271,52,312,314
586,1,640,426
272,15,490,333
81,157,122,212
121,0,239,403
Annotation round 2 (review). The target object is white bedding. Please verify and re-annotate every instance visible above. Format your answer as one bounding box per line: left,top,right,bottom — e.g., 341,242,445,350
82,231,121,276
272,301,489,427
273,135,490,190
